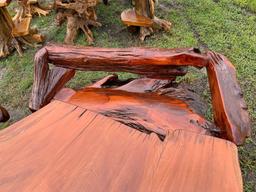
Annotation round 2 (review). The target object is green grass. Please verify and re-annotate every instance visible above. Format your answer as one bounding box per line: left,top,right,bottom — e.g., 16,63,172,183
0,0,256,191
234,0,256,12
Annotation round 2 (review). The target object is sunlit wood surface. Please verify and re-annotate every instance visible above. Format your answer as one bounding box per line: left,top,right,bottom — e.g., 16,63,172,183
0,100,242,191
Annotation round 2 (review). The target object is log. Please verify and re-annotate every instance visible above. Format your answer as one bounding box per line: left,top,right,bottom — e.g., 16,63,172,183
29,48,75,111
206,51,251,145
45,44,208,75
0,105,10,122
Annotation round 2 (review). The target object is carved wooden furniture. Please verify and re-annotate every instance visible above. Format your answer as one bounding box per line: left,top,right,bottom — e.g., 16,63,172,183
0,44,250,191
121,0,171,41
0,105,9,122
0,0,44,58
55,0,101,44
29,44,251,145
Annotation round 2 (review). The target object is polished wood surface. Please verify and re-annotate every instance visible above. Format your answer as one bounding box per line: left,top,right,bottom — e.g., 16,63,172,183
121,8,153,27
29,44,251,145
0,100,242,192
62,88,210,137
207,51,251,145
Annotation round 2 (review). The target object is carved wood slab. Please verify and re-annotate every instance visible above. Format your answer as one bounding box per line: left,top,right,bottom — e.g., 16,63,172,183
0,100,242,191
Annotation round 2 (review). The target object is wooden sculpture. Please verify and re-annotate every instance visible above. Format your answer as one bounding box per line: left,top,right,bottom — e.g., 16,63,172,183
0,0,44,58
55,0,101,44
0,105,9,122
29,44,251,145
14,0,50,19
0,44,250,191
121,0,171,41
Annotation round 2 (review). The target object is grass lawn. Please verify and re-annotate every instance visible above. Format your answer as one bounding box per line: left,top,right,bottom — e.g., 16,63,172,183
0,0,255,191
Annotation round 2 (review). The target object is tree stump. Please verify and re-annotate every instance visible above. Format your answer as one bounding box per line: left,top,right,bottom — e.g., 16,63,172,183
55,0,101,45
0,1,44,58
121,0,171,41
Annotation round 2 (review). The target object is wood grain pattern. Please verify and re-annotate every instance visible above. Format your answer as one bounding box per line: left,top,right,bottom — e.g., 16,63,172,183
121,8,153,27
63,87,212,138
30,48,75,111
0,100,242,192
29,44,208,111
207,51,251,145
29,44,251,145
45,44,208,73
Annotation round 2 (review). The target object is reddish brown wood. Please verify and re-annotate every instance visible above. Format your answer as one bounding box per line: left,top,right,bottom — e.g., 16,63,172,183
29,44,251,145
206,51,251,145
0,100,243,192
45,44,208,72
0,105,9,122
29,44,209,111
60,88,214,137
30,48,75,111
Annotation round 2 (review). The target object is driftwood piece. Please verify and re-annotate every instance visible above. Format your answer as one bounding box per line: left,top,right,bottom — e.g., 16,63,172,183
30,44,251,145
0,101,243,191
0,105,9,122
55,0,101,44
121,0,171,41
206,52,251,145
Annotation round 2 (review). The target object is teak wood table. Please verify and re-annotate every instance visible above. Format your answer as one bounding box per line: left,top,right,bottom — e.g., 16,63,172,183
0,100,243,192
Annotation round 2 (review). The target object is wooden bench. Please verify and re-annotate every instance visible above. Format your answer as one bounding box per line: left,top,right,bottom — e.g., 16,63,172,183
0,45,250,191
